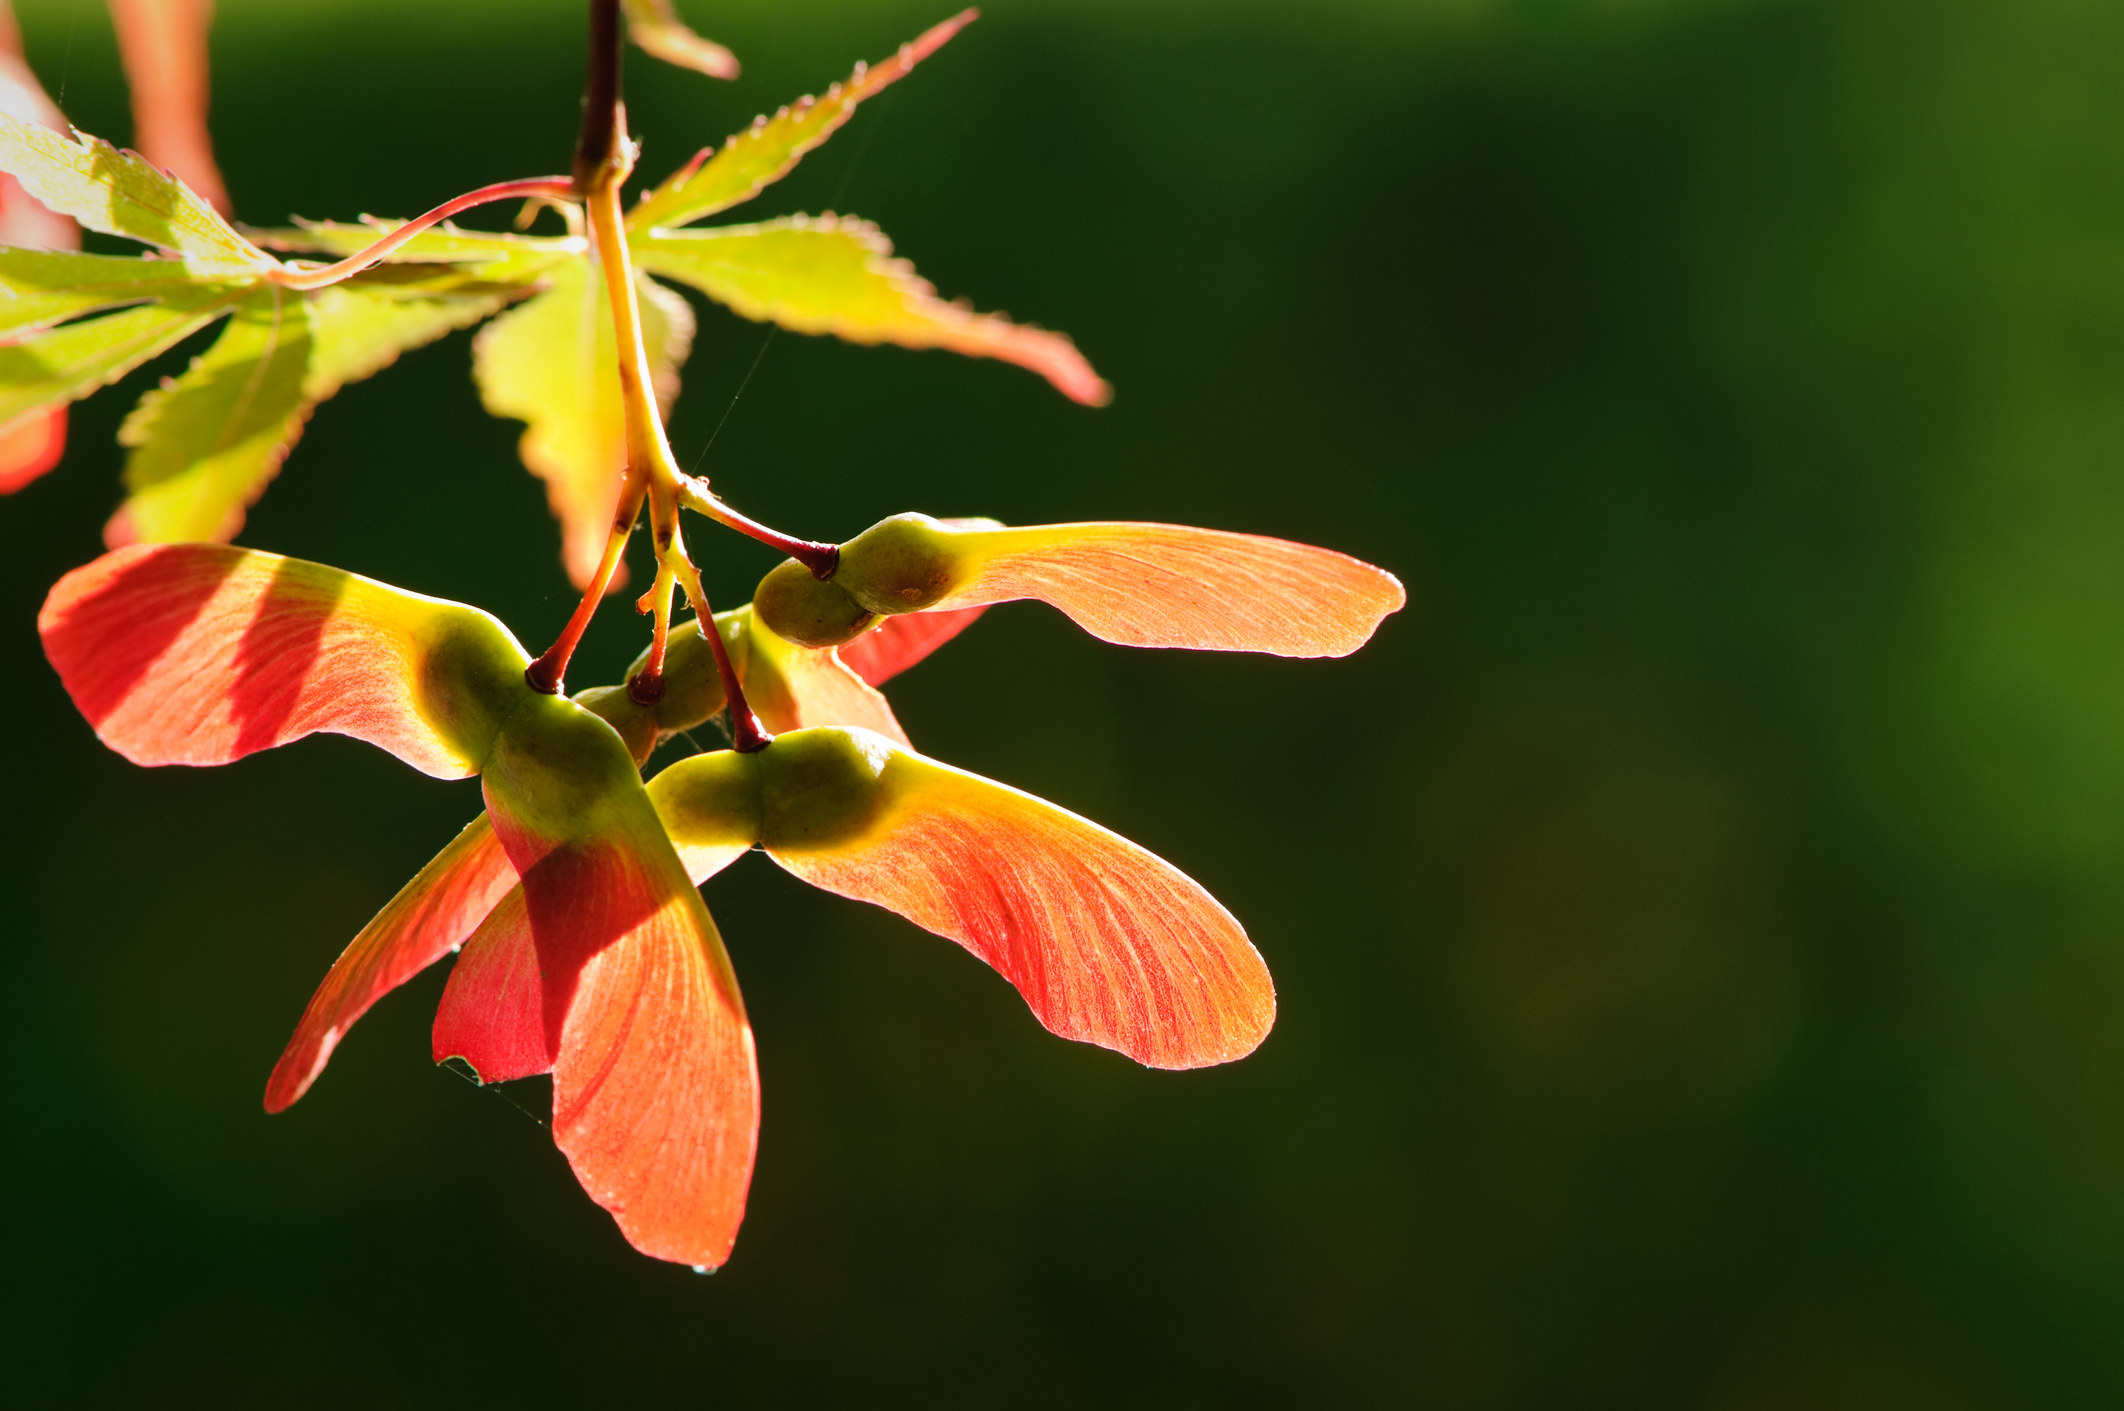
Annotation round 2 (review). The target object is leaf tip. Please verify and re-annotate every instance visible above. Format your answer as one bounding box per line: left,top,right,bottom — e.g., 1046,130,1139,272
0,407,66,493
101,502,138,549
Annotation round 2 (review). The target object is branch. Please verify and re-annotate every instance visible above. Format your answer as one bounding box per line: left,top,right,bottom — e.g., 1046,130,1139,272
574,0,624,194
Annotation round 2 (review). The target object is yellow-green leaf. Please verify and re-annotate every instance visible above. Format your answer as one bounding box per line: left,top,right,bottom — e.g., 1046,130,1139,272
624,11,974,234
0,249,229,337
0,291,234,435
624,0,738,79
111,281,510,544
115,287,317,543
0,113,268,276
304,282,512,398
633,216,1108,405
472,258,693,588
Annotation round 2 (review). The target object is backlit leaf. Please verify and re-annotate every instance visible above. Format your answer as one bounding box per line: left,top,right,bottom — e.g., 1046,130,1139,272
636,215,1108,405
303,280,514,399
0,248,224,337
472,257,693,588
0,291,233,438
625,10,975,233
623,0,738,80
0,111,267,274
113,286,315,543
110,281,510,544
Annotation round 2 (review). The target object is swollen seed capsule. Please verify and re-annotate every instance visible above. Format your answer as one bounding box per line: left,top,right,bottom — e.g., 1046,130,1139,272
756,727,894,852
833,513,968,616
651,748,763,851
574,684,659,766
417,605,539,767
752,558,875,648
641,620,731,734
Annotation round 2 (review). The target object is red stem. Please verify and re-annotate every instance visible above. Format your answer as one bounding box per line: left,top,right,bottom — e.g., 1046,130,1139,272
668,564,770,751
526,495,641,694
702,609,771,752
272,177,577,290
681,482,839,578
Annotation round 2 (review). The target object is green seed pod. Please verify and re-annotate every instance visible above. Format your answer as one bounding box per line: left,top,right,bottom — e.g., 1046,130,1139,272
833,513,969,616
756,727,892,852
752,557,876,648
415,603,540,768
483,691,643,837
611,617,733,743
644,619,732,733
650,747,763,853
574,684,660,766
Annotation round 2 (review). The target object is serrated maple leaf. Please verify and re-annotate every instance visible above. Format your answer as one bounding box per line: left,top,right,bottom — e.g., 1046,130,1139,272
0,119,562,542
0,12,1106,588
258,10,1107,593
108,278,513,544
471,259,693,588
620,9,1105,406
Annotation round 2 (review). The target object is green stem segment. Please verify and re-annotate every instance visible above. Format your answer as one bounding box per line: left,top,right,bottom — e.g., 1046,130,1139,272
587,177,677,501
629,559,676,705
527,0,816,729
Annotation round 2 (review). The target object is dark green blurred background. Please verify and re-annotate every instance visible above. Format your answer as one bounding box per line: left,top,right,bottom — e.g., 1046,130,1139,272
6,0,2123,1403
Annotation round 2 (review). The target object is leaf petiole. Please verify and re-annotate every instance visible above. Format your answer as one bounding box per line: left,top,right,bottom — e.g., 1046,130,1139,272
271,177,577,292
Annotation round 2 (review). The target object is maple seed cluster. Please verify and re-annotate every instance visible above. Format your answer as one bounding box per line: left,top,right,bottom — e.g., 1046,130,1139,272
8,6,1405,1269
